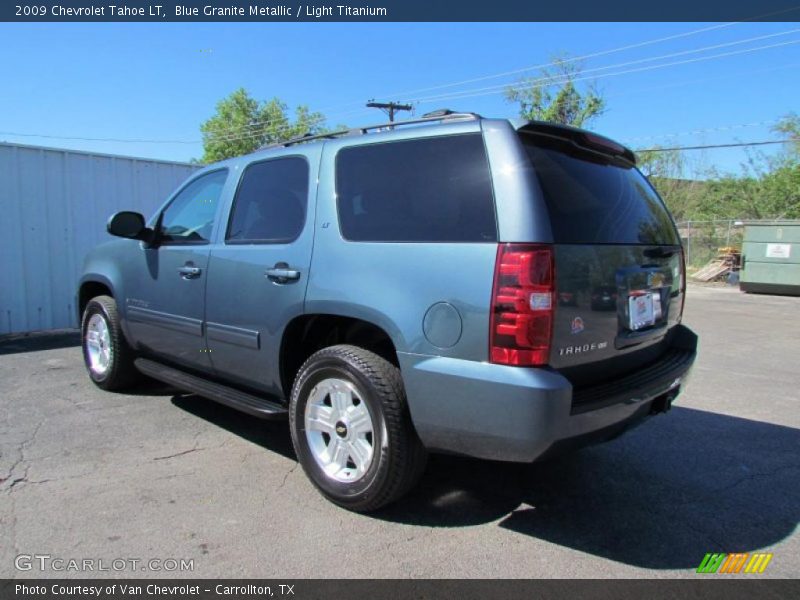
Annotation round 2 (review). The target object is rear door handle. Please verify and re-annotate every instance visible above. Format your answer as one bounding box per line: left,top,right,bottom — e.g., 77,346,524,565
265,263,300,284
178,266,202,279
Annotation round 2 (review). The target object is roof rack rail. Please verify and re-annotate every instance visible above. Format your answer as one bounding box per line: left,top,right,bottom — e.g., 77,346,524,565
262,111,481,149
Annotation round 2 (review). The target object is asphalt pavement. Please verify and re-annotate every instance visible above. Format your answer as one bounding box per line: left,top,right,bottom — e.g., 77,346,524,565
1,284,798,578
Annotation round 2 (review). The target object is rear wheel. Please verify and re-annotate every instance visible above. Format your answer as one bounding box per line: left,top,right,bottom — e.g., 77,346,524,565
289,345,427,512
81,295,138,391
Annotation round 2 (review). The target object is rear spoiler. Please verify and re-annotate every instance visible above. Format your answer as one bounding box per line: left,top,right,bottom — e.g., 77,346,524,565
515,120,637,166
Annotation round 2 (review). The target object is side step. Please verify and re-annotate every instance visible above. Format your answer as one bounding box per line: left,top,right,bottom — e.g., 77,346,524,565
134,358,288,420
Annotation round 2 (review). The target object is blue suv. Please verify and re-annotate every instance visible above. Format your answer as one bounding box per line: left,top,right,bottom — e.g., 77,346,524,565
78,112,697,511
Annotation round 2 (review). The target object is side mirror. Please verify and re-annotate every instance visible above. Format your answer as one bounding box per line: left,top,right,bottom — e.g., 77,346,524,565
107,211,150,240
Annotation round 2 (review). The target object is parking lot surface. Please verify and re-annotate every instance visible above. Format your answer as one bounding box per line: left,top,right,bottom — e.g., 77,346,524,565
1,284,798,578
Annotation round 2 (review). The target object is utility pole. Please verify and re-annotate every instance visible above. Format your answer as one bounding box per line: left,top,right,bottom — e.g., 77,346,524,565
366,100,413,122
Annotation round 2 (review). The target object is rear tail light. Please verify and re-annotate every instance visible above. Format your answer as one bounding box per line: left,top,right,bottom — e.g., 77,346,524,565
490,243,555,366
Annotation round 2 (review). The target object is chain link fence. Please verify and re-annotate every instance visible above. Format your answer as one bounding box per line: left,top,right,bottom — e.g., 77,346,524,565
675,219,745,271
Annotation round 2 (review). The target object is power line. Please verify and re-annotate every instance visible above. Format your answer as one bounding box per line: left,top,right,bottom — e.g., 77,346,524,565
626,119,783,142
637,140,793,152
205,32,800,147
202,115,327,144
409,30,800,103
605,61,800,101
372,22,742,101
201,22,763,140
1,115,331,146
409,37,800,105
0,131,197,144
370,3,800,102
198,104,376,144
123,22,800,145
5,31,800,149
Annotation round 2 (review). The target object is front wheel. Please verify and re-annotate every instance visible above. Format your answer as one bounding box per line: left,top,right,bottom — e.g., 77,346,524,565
289,345,427,512
81,295,138,391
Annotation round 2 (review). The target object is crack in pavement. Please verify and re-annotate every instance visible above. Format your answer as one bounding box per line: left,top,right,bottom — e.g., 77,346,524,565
278,461,299,491
2,470,96,492
151,433,233,462
0,422,45,564
262,461,300,509
2,421,44,495
153,447,206,461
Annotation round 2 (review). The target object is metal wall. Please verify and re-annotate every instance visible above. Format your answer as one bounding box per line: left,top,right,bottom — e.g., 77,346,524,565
0,142,199,335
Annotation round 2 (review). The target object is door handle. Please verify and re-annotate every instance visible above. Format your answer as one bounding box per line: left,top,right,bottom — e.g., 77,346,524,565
265,262,301,284
178,265,202,279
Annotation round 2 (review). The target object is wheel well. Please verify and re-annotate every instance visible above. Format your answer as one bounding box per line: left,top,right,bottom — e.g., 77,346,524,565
280,315,399,398
78,281,112,321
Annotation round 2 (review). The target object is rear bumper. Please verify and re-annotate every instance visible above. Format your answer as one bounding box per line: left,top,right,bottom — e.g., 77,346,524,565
399,324,697,462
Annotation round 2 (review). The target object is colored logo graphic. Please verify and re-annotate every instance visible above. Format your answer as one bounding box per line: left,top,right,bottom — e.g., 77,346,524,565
696,552,773,574
571,317,584,334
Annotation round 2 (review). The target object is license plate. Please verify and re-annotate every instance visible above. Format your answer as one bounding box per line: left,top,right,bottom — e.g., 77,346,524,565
629,292,656,330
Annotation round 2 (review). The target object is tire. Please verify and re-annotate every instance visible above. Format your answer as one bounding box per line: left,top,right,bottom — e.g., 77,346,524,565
289,344,427,512
81,295,139,391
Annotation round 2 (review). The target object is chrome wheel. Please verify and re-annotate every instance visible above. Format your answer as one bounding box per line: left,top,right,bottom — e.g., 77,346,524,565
85,313,112,376
304,377,375,483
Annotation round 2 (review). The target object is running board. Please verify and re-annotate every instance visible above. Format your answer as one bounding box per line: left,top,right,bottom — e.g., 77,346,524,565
134,358,288,420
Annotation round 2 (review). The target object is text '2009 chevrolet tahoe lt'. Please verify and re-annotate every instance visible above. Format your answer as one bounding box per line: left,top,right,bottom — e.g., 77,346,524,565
78,112,698,512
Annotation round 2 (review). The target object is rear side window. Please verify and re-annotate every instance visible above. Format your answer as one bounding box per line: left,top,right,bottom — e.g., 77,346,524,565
521,135,680,245
227,157,309,244
336,134,497,242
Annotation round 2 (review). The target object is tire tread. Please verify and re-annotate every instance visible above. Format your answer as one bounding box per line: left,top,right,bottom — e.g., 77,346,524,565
289,344,426,512
82,295,138,391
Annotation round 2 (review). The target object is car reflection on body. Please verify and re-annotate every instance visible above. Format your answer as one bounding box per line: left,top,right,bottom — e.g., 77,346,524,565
591,286,618,311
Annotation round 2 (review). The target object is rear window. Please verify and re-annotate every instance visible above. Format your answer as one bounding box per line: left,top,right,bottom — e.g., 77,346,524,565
521,134,680,245
336,134,497,242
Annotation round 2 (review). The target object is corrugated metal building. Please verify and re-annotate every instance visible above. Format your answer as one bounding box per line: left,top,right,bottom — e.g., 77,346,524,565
0,142,199,335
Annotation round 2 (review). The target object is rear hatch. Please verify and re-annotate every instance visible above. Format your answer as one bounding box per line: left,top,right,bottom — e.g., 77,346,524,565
519,126,685,388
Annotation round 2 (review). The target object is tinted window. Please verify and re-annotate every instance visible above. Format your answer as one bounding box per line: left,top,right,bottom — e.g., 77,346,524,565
336,134,496,242
227,157,309,243
521,135,680,245
159,169,227,243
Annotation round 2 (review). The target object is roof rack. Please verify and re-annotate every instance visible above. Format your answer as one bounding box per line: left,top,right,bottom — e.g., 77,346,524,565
262,111,481,149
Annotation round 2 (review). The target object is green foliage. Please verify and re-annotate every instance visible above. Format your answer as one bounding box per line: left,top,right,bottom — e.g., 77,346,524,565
773,112,800,155
504,55,606,127
638,113,800,223
200,88,328,163
696,161,800,220
648,154,799,223
637,147,705,222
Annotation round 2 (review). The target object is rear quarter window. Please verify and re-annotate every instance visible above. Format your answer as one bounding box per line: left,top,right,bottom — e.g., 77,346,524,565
335,134,497,243
522,135,680,245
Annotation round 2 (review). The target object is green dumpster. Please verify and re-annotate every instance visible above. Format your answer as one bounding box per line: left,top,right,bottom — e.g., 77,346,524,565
740,221,800,295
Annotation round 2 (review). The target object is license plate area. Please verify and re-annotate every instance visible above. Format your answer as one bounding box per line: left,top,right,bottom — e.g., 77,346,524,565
628,291,660,330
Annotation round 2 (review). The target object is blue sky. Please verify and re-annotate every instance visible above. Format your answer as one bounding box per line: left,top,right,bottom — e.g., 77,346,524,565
1,21,799,173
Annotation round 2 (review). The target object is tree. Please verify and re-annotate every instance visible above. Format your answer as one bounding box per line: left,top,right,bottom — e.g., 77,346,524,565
773,112,800,155
504,55,606,127
200,88,327,163
636,146,704,221
694,149,800,221
637,146,683,180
